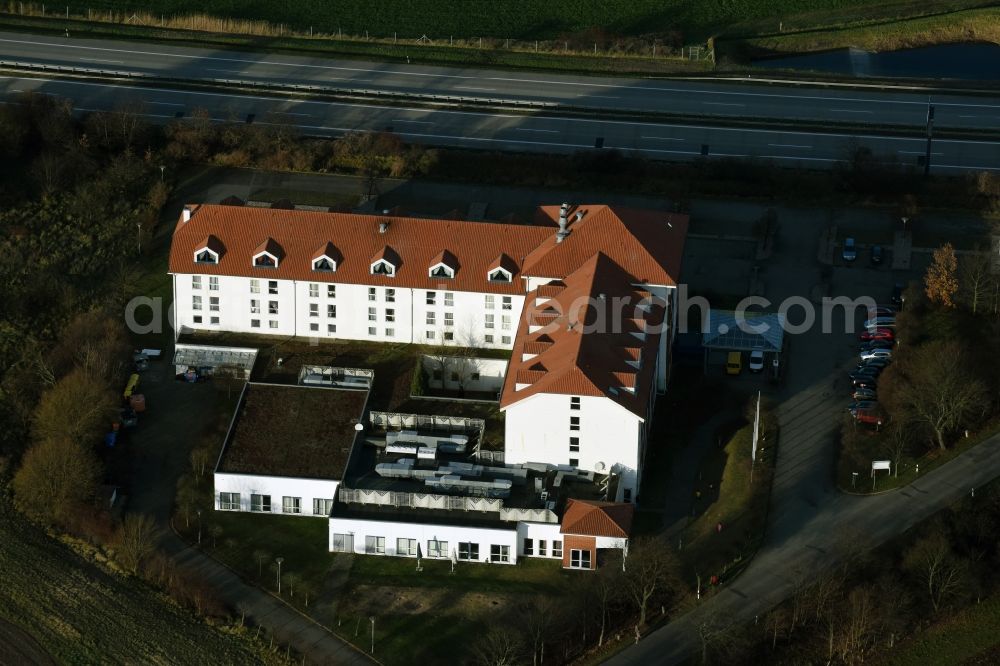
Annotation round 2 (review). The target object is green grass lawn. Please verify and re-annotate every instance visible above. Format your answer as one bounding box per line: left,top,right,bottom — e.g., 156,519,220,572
0,498,285,665
880,590,1000,665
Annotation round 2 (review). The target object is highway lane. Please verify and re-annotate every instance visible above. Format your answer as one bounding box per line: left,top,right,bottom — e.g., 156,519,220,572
3,75,998,173
2,31,1000,131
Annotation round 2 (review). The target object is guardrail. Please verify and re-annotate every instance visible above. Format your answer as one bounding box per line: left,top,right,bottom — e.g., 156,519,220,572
0,59,558,109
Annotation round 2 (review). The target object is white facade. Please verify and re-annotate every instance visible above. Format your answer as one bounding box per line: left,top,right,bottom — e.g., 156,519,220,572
422,356,508,394
504,394,644,503
329,516,564,563
173,271,524,350
214,472,340,518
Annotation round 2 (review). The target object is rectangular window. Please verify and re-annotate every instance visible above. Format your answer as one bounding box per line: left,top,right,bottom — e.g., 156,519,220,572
250,494,271,512
484,314,494,329
368,287,377,302
457,542,478,561
309,303,319,317
250,299,260,314
444,312,454,328
501,314,512,330
491,545,510,563
210,316,220,325
269,301,279,315
502,336,511,345
502,296,512,310
250,279,260,294
484,294,495,309
553,540,563,557
327,284,336,298
193,315,203,324
312,498,333,516
368,307,377,322
426,312,436,326
444,331,454,341
426,331,435,340
397,538,418,556
327,304,336,318
269,320,279,329
209,296,220,312
569,458,579,467
570,436,580,452
385,288,395,303
539,540,547,556
219,492,240,511
365,536,385,555
523,538,534,556
570,416,580,431
445,292,454,307
192,295,202,311
485,334,494,344
308,283,319,298
282,496,301,514
331,533,353,553
570,549,592,569
310,323,319,332
251,319,260,328
209,276,219,291
571,396,581,410
268,280,278,295
428,540,448,558
192,275,202,290
426,291,436,306
368,326,377,336
385,328,395,337
327,324,336,334
385,308,395,323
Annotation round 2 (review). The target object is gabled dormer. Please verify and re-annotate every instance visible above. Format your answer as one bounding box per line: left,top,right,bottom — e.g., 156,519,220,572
193,235,224,264
370,246,399,277
312,242,340,272
428,250,458,279
252,238,283,268
487,253,517,283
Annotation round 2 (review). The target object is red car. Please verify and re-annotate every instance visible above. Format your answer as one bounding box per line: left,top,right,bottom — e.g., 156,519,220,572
854,408,884,426
859,327,894,342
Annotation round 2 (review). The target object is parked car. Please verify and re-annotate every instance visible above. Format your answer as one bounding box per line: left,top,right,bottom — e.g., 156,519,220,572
853,378,877,390
850,370,880,383
860,348,893,361
848,400,878,414
842,237,857,262
860,340,895,352
749,349,765,373
852,388,877,401
726,351,742,375
857,358,891,371
870,245,884,266
864,316,896,329
866,305,897,318
854,407,884,426
891,283,905,309
859,327,894,342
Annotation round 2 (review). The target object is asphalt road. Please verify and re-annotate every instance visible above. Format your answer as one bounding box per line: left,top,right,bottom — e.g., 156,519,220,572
2,31,1000,131
3,74,999,172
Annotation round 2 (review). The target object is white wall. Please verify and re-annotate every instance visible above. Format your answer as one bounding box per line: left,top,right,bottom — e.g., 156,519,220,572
328,516,520,564
515,521,564,558
504,393,642,502
214,472,339,517
172,273,524,351
422,356,508,393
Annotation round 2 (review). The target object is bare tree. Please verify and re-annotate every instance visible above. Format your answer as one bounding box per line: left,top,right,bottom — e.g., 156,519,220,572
880,423,911,477
253,549,271,578
959,249,995,315
622,536,681,628
473,626,523,666
116,513,157,574
902,528,966,613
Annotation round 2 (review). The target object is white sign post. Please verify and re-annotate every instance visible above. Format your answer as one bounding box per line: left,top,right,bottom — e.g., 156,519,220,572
871,459,891,490
750,391,761,484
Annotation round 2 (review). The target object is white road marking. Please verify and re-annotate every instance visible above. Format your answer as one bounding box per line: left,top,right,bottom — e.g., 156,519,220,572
147,101,184,107
768,144,811,149
391,119,433,124
454,86,495,91
5,35,1000,112
703,102,745,107
898,150,944,155
271,111,311,116
205,68,245,74
590,95,620,99
831,109,873,113
641,136,684,141
515,128,559,133
81,57,122,64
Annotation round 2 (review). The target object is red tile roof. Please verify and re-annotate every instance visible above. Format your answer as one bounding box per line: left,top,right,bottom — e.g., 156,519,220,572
560,499,634,538
525,205,688,286
169,205,554,295
500,253,665,418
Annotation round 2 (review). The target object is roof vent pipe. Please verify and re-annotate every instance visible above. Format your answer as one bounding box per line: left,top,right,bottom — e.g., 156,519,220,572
182,207,192,223
575,211,584,222
379,221,389,234
556,202,570,243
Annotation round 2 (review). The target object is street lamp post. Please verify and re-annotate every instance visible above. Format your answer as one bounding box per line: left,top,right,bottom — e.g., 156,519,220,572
901,216,909,236
136,222,142,254
369,616,375,654
196,509,202,545
159,165,165,182
275,557,284,594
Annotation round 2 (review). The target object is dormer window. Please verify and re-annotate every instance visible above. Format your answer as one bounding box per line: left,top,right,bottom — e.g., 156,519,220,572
488,267,512,283
252,238,283,269
254,254,276,268
312,256,336,272
195,249,218,264
430,264,454,279
371,260,395,277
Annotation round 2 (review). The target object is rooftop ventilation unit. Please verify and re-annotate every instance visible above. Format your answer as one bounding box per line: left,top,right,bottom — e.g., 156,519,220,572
556,202,571,243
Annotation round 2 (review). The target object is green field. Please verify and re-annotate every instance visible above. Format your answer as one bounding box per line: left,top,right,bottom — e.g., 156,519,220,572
880,591,1000,665
0,499,284,665
58,0,995,42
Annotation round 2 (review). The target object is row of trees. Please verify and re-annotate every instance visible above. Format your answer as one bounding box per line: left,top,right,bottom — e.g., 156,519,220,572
712,483,1000,665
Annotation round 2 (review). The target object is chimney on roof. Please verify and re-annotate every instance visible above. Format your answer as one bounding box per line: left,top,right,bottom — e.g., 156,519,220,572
379,221,389,234
182,207,192,223
575,210,584,222
556,203,571,244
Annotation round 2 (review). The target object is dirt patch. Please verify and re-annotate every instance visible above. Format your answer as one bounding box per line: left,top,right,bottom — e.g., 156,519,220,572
340,584,512,617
